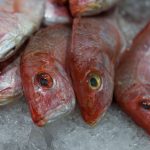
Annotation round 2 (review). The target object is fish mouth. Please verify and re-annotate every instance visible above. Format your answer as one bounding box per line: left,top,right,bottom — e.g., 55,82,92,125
35,98,76,127
140,99,150,110
116,84,150,134
82,107,108,126
121,96,150,134
86,111,106,127
80,97,112,126
0,93,23,106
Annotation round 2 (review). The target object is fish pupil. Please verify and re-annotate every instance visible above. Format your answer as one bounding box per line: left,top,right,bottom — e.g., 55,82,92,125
88,73,102,90
90,77,98,87
40,77,48,87
36,73,53,88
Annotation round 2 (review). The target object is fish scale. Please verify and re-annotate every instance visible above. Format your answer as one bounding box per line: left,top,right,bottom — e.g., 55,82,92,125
115,22,150,134
69,16,123,125
20,25,75,127
0,0,44,62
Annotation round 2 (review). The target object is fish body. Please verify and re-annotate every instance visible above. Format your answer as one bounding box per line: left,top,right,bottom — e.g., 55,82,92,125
69,17,123,125
20,25,75,127
0,52,22,105
44,0,71,26
0,0,44,62
69,0,119,16
115,22,150,134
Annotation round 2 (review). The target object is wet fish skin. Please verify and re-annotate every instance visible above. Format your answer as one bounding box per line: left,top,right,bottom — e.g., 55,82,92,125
44,0,71,26
115,22,150,134
0,53,22,105
20,25,75,127
0,0,45,62
69,0,119,16
69,16,123,125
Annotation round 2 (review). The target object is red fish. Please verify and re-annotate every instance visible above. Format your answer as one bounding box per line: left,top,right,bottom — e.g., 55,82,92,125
115,22,150,134
20,25,75,127
69,16,123,125
69,0,119,16
44,0,71,26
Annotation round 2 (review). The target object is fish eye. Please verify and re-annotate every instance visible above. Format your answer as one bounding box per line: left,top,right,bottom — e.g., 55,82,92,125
88,73,102,90
35,73,53,89
140,100,150,110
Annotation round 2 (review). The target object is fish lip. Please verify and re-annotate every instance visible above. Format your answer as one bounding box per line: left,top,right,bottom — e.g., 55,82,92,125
82,104,110,126
35,98,76,127
86,112,106,127
118,93,150,134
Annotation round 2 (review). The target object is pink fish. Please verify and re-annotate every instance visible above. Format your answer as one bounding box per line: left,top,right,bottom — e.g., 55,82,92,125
0,0,44,62
20,25,75,126
115,22,150,134
0,49,22,105
68,16,123,125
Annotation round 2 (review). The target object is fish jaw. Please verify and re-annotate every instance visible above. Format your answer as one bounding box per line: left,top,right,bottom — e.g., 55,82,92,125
44,0,71,26
69,0,119,16
33,97,75,127
69,50,114,125
0,64,22,105
115,84,150,134
21,52,75,126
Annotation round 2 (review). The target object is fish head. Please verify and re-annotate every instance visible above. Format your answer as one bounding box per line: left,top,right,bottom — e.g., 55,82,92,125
21,52,75,126
117,83,150,134
115,49,150,134
70,48,114,125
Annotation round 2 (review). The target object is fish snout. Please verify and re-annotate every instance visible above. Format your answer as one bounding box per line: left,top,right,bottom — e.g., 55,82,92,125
30,95,75,127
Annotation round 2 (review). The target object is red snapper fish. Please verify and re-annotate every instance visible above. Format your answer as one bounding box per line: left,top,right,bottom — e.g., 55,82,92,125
0,0,44,62
20,25,75,127
69,0,119,16
44,0,71,26
69,16,123,125
115,22,150,134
